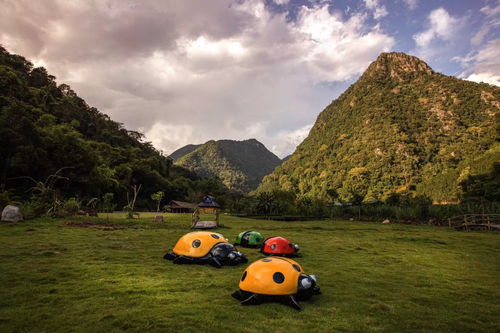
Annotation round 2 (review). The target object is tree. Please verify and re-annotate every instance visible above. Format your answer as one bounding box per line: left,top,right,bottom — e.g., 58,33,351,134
125,184,141,219
151,191,164,212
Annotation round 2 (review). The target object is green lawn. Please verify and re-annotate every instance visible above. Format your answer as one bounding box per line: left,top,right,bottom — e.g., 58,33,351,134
0,213,499,332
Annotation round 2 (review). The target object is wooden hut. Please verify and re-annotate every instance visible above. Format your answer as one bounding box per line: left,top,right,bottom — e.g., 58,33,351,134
167,200,197,213
191,197,221,229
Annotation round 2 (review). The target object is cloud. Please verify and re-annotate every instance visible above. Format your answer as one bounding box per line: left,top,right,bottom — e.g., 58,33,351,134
271,124,313,157
471,3,500,46
0,0,394,157
363,0,388,20
413,7,463,57
414,8,459,47
403,0,418,10
455,39,500,86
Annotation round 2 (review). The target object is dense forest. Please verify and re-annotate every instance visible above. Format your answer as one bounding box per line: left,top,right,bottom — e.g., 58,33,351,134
0,46,231,216
174,139,282,193
258,53,500,207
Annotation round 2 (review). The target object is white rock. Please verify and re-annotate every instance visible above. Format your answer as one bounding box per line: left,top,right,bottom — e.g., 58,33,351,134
1,205,23,222
382,219,390,224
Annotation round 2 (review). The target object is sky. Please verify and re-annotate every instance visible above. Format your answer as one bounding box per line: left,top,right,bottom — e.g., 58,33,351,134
1,0,499,158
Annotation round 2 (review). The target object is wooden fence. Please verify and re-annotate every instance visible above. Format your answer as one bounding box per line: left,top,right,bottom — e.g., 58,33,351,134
447,214,500,231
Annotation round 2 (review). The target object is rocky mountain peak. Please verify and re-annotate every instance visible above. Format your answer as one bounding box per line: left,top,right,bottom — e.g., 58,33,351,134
363,52,434,80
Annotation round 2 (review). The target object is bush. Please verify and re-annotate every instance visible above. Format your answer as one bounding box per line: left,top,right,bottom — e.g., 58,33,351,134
20,200,46,220
62,198,80,216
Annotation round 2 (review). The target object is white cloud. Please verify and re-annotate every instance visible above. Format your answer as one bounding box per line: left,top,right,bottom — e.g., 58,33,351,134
363,0,388,20
471,3,500,46
414,8,459,47
271,124,313,158
403,0,418,10
455,39,500,86
465,72,499,86
0,0,394,157
413,7,463,58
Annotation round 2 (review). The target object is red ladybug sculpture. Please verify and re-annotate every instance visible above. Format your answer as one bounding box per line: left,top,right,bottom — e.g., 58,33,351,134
260,236,300,257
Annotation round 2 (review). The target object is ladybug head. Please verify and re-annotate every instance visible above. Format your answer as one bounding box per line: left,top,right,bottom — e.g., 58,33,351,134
297,273,320,299
210,243,248,265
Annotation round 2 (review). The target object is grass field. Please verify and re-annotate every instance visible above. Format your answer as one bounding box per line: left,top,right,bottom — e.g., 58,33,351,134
0,213,499,332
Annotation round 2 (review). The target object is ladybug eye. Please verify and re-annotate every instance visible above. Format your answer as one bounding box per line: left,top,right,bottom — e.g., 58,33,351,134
192,240,201,248
294,244,300,250
300,277,312,289
270,244,276,250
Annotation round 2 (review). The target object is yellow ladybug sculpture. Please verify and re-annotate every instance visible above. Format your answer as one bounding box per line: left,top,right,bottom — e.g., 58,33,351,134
232,257,320,310
164,231,247,268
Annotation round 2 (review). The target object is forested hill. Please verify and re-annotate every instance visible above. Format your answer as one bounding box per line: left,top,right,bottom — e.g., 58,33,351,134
170,144,201,162
175,139,282,193
0,46,227,209
258,52,500,203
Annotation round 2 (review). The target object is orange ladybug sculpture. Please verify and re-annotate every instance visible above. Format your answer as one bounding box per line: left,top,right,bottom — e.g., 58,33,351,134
164,231,247,268
232,257,320,310
260,236,300,257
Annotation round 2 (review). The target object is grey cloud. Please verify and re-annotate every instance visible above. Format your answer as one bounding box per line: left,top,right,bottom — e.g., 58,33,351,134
1,0,394,157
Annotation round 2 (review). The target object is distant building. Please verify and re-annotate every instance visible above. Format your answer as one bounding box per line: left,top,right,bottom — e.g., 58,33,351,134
167,200,197,213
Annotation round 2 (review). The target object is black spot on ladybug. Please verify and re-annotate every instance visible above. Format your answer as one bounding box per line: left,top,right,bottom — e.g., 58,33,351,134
262,258,272,262
273,272,285,284
211,234,220,239
192,239,201,248
270,244,276,250
292,264,301,272
241,271,247,281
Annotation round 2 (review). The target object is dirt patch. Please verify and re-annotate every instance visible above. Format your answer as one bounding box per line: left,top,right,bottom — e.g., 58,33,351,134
64,221,153,230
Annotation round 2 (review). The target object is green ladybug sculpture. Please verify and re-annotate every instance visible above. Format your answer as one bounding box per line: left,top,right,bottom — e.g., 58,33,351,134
235,231,264,248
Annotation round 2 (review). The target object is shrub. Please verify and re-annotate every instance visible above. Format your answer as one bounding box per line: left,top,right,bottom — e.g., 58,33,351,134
62,198,80,216
20,200,46,220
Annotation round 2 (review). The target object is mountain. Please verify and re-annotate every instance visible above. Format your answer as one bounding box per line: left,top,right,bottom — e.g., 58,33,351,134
175,139,282,193
0,46,227,209
258,52,500,203
170,144,201,161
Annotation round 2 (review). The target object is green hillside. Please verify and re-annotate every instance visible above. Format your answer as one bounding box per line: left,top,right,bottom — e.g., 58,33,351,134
176,139,282,193
0,46,226,210
259,52,500,203
169,144,201,162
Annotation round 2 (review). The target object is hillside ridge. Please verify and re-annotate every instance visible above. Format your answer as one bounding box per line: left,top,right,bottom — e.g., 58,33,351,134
175,138,282,193
258,52,500,203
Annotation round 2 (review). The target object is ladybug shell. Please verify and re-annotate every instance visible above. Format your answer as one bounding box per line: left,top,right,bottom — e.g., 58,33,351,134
261,236,296,255
239,257,304,295
172,231,227,258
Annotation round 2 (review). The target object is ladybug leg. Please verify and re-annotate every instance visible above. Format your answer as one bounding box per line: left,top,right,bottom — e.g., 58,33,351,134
172,256,193,264
285,295,302,311
240,293,262,306
209,257,222,268
163,251,177,260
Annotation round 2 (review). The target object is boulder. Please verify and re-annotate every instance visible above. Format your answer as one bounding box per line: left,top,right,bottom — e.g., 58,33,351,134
1,205,23,222
382,219,390,224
